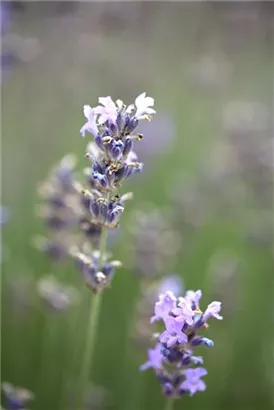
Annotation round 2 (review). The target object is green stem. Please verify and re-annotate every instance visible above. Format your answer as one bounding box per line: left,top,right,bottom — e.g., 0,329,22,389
78,225,108,407
164,398,174,410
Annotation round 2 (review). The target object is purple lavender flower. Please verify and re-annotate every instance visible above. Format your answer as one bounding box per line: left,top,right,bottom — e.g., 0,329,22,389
203,301,223,322
157,274,183,297
140,343,163,371
94,96,118,125
80,105,99,137
134,113,176,160
140,285,222,399
180,368,207,396
160,316,188,347
185,290,202,309
151,291,177,323
134,92,156,119
172,297,194,326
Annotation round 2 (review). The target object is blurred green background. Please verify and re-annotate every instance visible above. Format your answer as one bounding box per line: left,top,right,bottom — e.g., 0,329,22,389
1,2,273,410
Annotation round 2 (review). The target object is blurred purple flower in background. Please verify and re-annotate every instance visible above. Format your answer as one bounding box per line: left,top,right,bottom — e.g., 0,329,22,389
2,382,34,410
134,113,177,161
208,249,240,316
189,54,233,92
37,275,79,312
1,1,10,34
128,207,181,279
0,206,10,226
1,206,10,263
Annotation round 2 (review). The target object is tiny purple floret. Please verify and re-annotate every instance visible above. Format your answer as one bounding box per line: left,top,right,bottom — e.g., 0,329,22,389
150,291,177,323
140,343,163,371
180,367,207,396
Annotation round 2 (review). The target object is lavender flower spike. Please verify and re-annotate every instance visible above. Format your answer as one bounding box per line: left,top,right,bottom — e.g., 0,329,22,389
151,290,177,323
80,105,99,137
140,283,222,399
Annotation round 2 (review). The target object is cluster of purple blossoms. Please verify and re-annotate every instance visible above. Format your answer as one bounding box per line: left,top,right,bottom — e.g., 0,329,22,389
133,274,183,347
68,93,156,292
140,289,222,398
80,93,155,192
36,93,156,293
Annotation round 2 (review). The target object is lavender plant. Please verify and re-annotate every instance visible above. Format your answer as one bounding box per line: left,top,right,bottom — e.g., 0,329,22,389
140,289,222,407
74,93,156,403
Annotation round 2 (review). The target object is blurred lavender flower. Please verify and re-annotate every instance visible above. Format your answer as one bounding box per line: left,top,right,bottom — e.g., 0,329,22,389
1,3,41,80
83,384,113,410
6,271,35,321
37,275,79,312
222,101,272,204
1,206,10,263
222,101,268,139
208,249,240,316
70,246,122,293
35,154,83,262
1,2,11,35
243,211,273,247
140,289,222,398
2,382,34,410
0,206,10,226
189,54,233,92
128,207,180,279
134,113,176,161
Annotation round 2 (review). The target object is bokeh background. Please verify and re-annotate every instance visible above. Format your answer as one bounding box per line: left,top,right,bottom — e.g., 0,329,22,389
1,2,273,410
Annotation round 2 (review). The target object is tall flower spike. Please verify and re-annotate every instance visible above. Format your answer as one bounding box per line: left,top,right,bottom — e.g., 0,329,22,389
140,287,222,399
73,93,156,292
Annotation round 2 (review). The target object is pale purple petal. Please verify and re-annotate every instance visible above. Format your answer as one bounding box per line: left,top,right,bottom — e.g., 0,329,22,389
135,92,156,118
140,343,163,371
80,105,98,137
150,291,177,323
94,96,117,124
181,367,208,396
185,290,202,308
174,297,194,325
203,301,223,322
